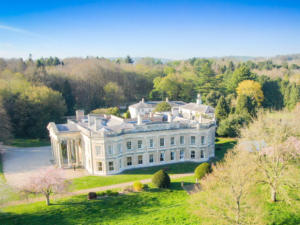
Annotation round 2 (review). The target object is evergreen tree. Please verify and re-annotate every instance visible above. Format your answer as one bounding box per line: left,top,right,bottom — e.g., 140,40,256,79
227,66,256,93
61,80,76,115
206,91,223,108
196,62,216,98
125,55,134,64
288,84,300,110
215,96,230,122
228,61,235,72
235,95,258,118
53,57,60,66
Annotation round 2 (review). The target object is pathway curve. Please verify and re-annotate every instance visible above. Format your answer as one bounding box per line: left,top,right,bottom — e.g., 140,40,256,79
4,173,193,206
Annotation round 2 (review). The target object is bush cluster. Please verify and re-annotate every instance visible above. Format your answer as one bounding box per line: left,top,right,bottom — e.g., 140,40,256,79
152,169,171,188
97,190,119,197
133,181,143,191
194,163,211,180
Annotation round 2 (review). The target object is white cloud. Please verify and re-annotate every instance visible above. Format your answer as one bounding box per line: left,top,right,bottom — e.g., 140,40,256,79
0,24,44,38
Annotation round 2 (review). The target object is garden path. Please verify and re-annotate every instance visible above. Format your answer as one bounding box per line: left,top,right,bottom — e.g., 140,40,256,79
5,173,193,206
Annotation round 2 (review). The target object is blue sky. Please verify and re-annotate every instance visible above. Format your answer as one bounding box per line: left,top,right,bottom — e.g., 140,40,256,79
0,0,300,60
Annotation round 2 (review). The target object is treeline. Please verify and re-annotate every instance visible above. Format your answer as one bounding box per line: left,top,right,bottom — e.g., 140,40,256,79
0,55,300,140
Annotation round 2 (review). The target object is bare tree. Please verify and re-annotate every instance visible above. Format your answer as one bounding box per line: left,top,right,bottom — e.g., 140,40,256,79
240,111,300,202
190,149,263,225
20,167,72,205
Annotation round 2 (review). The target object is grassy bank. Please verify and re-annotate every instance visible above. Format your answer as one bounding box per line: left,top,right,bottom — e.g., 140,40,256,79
3,139,50,148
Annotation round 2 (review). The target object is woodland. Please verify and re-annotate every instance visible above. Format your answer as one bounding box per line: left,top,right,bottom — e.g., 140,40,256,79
0,54,300,139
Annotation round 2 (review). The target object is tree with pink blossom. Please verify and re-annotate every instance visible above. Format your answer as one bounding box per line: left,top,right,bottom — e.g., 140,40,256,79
240,112,300,202
20,167,72,205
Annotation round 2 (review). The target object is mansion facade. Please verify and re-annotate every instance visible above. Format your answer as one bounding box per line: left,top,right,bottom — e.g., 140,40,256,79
48,108,216,175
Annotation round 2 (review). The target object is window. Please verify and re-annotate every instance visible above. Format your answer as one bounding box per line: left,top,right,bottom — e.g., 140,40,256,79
95,146,102,155
126,141,132,150
170,137,175,145
108,146,113,155
109,162,114,171
149,154,154,163
127,157,132,166
149,139,154,148
191,136,196,144
118,143,122,153
180,136,185,145
201,136,205,145
160,153,165,162
160,138,164,147
201,150,204,158
180,150,184,159
171,151,175,160
138,155,143,164
98,162,102,171
138,140,143,149
191,151,195,159
119,159,122,169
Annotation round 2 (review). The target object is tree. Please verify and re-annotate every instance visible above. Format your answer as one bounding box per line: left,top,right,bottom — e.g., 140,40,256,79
154,102,171,112
240,112,300,202
228,61,235,72
227,66,256,93
124,110,131,119
236,80,264,105
215,96,230,122
61,80,76,115
124,55,134,64
104,82,124,107
0,100,12,141
108,107,120,117
206,91,223,108
217,114,250,137
190,149,262,225
235,94,258,118
194,163,211,180
152,170,171,188
20,167,72,205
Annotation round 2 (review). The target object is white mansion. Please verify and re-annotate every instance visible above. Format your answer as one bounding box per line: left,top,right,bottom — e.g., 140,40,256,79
47,97,216,175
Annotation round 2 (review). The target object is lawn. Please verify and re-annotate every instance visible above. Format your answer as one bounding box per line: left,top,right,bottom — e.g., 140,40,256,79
1,175,298,225
1,176,199,225
3,139,50,148
73,138,236,191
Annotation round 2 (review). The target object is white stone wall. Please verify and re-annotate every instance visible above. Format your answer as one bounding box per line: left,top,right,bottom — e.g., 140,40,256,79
91,127,215,175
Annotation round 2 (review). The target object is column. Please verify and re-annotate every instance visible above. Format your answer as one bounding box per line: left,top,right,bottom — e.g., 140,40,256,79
50,138,54,160
57,141,63,168
67,141,72,167
53,139,58,164
71,140,75,163
75,140,79,166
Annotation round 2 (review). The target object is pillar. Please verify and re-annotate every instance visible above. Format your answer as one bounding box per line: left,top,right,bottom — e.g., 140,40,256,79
57,141,63,168
75,140,79,166
67,140,72,167
50,138,55,160
71,140,75,162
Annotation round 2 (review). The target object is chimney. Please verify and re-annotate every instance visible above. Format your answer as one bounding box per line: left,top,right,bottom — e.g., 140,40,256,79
149,112,153,118
137,114,143,125
199,114,203,124
189,112,193,120
176,121,180,128
168,113,173,123
172,107,179,116
76,110,84,122
166,97,169,102
142,98,145,103
88,115,92,126
95,118,103,130
196,94,202,105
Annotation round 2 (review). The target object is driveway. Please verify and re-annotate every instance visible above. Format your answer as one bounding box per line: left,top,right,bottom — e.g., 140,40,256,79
2,146,86,187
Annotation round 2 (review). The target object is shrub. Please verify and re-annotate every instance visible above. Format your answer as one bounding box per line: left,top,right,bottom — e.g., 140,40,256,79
142,184,149,190
106,190,112,196
97,192,106,197
111,191,119,196
133,181,143,191
194,163,211,180
152,170,171,188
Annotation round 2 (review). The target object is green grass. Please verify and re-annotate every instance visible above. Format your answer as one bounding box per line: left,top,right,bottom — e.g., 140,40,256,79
3,139,50,148
72,138,236,191
1,175,298,225
1,176,198,225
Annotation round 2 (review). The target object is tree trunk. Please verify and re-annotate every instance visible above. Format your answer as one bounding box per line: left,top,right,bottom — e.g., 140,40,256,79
271,188,277,202
46,194,50,205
